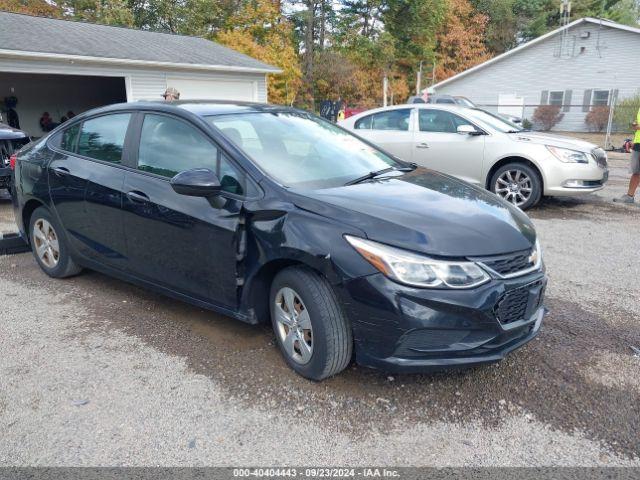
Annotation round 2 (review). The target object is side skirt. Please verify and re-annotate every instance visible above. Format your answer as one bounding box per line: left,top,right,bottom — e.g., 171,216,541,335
74,255,257,325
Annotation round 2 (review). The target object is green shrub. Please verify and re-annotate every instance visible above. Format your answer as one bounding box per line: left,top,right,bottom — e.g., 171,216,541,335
613,94,640,133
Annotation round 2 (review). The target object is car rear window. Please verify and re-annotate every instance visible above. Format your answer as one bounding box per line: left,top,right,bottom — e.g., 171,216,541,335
77,114,131,163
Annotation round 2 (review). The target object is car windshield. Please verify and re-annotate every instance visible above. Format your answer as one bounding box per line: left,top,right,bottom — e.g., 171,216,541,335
206,112,400,189
469,109,523,133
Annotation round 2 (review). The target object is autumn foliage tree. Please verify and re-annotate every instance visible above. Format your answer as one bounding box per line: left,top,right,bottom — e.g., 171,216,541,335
0,0,61,17
434,0,491,82
215,1,302,105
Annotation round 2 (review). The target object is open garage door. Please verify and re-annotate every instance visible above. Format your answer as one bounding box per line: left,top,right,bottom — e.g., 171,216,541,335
0,72,126,138
167,76,256,101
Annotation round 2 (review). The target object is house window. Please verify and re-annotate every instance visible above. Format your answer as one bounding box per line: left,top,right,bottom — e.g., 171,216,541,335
548,91,564,106
592,90,610,107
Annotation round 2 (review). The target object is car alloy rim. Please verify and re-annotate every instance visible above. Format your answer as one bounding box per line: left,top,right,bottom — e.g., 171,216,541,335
33,218,60,269
274,287,313,365
495,170,532,207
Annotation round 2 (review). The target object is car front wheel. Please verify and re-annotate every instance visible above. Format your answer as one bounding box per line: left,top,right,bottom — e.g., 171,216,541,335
270,267,352,381
490,163,542,210
29,206,82,278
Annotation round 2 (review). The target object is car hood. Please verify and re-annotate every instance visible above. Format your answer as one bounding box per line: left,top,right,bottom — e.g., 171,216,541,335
291,169,536,257
0,123,28,139
512,131,598,152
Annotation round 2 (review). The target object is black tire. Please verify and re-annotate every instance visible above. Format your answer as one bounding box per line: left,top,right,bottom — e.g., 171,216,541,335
29,206,82,278
490,162,542,210
270,266,353,381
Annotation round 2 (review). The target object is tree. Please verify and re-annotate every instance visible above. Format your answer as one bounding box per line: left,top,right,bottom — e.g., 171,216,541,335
216,0,302,105
0,0,61,16
435,0,491,81
57,0,134,26
470,0,518,54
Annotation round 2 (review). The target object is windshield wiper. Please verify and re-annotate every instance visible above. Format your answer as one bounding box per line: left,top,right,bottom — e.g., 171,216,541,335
345,167,397,186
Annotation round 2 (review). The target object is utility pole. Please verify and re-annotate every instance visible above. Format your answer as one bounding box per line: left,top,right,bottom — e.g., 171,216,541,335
416,61,423,96
383,74,388,107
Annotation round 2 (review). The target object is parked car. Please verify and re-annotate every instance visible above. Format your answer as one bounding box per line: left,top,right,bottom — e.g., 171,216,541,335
407,95,476,107
495,112,522,125
340,104,608,209
0,122,30,194
13,101,546,380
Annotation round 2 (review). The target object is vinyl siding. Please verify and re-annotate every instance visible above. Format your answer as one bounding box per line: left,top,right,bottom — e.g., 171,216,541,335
436,23,640,131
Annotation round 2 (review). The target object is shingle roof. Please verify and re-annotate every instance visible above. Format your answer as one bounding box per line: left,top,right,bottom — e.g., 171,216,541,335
0,11,280,73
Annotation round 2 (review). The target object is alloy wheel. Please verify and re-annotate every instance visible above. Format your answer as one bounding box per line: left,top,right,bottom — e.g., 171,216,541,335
494,169,532,207
33,218,60,269
274,287,313,365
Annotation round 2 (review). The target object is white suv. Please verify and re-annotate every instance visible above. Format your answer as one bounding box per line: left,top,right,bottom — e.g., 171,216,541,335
339,104,608,209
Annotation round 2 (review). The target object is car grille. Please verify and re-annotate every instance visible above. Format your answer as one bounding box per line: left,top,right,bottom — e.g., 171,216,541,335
493,280,545,324
471,248,535,277
592,148,608,169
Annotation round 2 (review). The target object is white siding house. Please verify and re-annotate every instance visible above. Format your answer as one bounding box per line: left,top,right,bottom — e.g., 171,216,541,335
0,12,279,136
433,17,640,132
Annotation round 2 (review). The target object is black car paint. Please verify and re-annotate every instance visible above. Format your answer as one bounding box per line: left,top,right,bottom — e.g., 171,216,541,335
12,101,546,373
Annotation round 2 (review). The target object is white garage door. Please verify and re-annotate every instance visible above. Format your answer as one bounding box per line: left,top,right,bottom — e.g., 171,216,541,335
167,77,256,101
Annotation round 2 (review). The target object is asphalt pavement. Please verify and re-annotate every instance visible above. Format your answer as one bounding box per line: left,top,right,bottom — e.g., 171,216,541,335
0,156,638,466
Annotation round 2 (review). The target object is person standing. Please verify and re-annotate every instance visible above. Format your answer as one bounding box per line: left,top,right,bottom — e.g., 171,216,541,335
614,106,640,204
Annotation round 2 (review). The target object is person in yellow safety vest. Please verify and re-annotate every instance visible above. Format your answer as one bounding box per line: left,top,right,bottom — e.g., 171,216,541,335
614,106,640,204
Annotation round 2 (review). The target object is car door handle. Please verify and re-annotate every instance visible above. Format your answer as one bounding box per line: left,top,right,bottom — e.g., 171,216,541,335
52,166,70,176
416,143,430,149
126,191,150,203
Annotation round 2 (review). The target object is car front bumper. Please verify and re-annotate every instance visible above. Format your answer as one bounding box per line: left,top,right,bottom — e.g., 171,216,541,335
338,271,547,374
542,157,608,196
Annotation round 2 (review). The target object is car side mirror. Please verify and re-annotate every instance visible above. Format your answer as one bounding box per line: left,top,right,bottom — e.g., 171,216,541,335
457,124,482,135
170,168,222,197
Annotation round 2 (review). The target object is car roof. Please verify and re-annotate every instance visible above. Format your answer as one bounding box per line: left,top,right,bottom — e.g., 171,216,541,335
348,103,473,118
73,100,300,120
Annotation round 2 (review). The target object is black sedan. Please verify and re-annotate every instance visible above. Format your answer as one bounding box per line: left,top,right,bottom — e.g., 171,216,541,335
11,101,546,380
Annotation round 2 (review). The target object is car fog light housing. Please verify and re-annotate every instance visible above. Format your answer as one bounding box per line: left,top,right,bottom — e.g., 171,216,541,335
562,179,600,188
345,235,490,289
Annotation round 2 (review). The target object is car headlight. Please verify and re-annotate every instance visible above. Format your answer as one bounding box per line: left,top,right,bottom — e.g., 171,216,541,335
546,145,589,163
345,236,490,289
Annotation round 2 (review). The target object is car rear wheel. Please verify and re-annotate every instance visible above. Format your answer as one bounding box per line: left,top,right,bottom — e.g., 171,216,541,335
270,267,352,381
29,206,82,278
490,163,542,210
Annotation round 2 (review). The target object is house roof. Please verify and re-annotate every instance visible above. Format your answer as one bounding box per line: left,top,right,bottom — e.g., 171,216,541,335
432,17,640,89
0,11,280,74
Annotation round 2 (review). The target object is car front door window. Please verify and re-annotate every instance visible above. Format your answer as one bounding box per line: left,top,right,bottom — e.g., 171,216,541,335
414,109,485,185
138,114,245,196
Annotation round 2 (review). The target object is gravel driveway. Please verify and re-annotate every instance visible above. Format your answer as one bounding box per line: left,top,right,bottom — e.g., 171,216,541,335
0,156,638,466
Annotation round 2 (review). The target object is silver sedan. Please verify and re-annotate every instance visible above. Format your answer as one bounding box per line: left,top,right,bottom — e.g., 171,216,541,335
340,104,608,209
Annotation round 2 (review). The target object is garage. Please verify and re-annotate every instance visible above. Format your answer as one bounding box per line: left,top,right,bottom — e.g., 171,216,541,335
0,11,279,139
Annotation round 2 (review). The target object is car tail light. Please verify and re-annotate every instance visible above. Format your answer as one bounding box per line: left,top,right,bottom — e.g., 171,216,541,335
9,154,17,170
